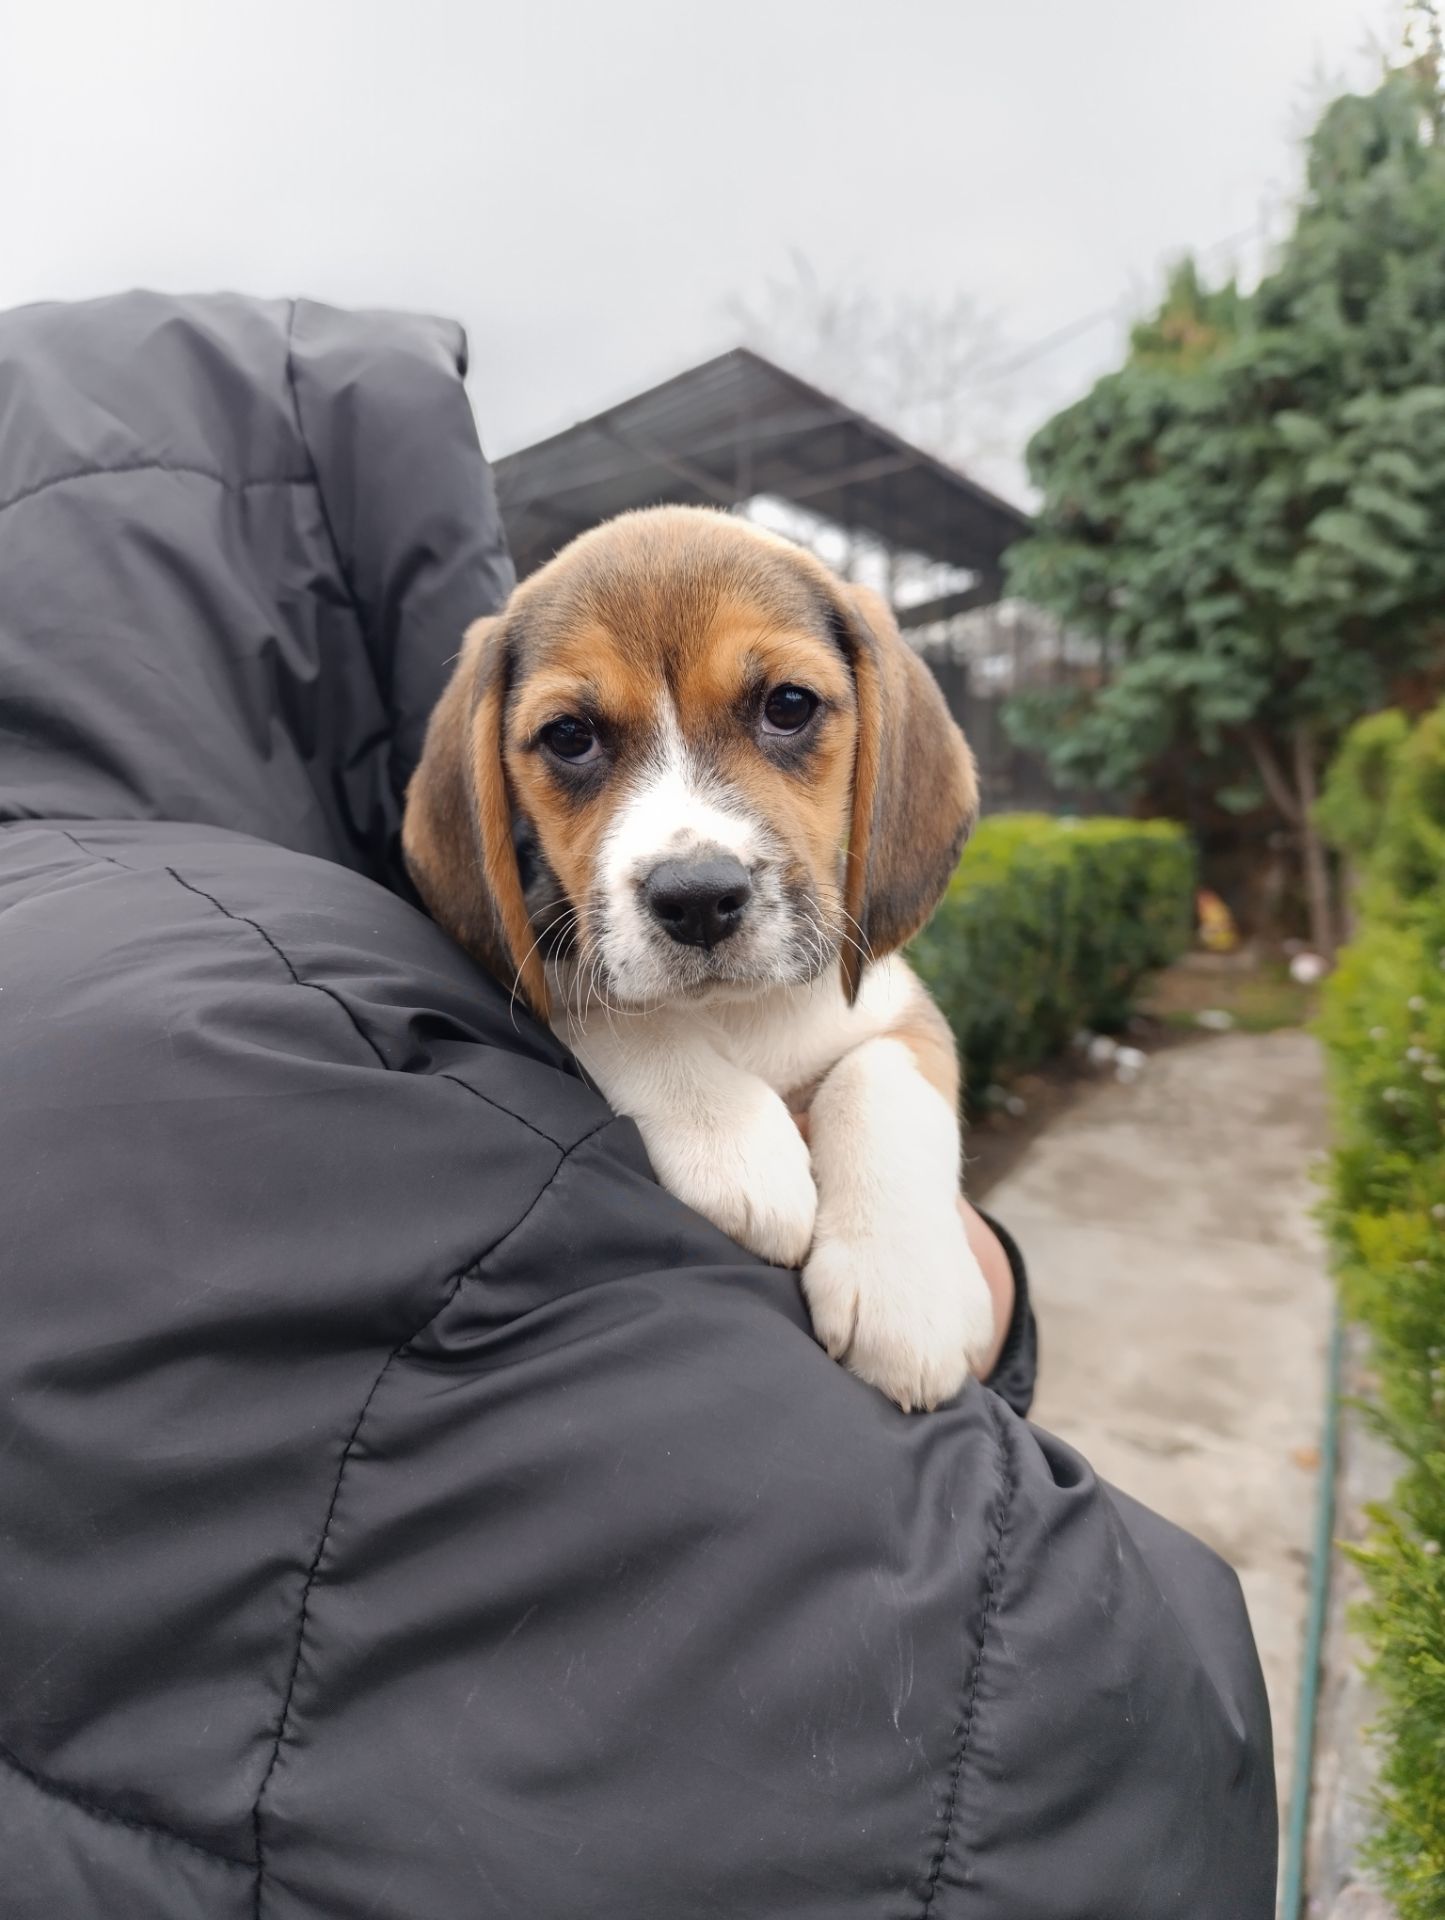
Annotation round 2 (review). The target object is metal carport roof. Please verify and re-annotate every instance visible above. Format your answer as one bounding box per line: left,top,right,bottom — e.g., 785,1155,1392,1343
493,347,1031,613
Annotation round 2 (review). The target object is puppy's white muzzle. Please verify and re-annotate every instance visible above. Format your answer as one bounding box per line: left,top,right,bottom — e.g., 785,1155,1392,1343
586,723,807,1006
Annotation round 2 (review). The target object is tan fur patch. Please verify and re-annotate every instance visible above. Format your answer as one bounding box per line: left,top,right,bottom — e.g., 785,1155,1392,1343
678,606,857,926
889,986,961,1110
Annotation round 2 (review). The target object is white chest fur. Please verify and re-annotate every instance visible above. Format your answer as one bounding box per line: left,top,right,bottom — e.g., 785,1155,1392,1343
553,957,995,1412
577,957,924,1102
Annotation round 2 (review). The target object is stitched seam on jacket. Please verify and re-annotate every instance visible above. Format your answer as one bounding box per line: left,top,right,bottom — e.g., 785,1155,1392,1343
53,827,126,869
163,866,575,1150
281,302,374,658
46,827,623,1891
248,1127,617,1920
53,835,590,1164
438,1068,597,1148
46,829,568,1152
920,1394,1016,1916
161,865,394,1072
281,302,421,808
0,1735,250,1870
0,461,310,520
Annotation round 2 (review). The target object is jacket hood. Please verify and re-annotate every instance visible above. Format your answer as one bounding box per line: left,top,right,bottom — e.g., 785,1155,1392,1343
0,291,513,886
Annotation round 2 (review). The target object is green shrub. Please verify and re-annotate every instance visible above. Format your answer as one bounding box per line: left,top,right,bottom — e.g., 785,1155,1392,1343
1315,707,1411,870
1318,703,1445,1920
1377,705,1445,908
910,813,1195,1095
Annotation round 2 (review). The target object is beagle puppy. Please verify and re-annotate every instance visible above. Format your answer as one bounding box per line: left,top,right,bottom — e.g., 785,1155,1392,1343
403,506,993,1409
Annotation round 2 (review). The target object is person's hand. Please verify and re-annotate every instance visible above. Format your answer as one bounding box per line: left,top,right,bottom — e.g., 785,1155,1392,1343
790,1108,1015,1383
956,1195,1015,1378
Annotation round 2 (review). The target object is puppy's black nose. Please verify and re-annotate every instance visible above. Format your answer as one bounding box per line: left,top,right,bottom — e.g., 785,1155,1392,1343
644,856,753,949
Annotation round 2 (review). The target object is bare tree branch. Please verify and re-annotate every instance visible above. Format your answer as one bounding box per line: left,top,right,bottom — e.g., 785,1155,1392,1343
1244,725,1303,825
1291,720,1337,957
727,254,1020,476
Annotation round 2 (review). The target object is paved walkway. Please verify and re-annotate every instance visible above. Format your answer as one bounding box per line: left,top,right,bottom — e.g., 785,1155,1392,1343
980,1029,1333,1825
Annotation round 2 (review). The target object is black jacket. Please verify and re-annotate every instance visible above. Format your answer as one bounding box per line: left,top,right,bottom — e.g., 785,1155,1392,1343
0,293,1276,1919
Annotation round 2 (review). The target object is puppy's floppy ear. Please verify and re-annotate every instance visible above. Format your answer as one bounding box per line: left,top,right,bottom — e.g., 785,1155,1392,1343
831,582,978,1002
402,615,550,1019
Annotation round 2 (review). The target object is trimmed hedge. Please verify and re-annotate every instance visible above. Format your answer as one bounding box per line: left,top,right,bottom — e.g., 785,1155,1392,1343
910,813,1195,1096
1318,705,1445,1919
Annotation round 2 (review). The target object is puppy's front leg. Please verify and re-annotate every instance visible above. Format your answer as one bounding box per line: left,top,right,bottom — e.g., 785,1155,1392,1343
804,1034,995,1411
568,1014,817,1268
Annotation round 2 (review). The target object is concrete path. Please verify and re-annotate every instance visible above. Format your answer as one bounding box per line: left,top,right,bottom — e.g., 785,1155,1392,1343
979,1029,1333,1826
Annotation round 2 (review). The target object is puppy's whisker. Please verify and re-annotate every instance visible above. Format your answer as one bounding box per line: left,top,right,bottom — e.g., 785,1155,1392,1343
576,934,623,1036
508,903,577,1032
587,949,616,1035
798,901,844,984
821,903,872,971
836,927,870,965
835,902,876,967
814,931,840,978
797,905,827,978
562,934,584,995
511,902,575,988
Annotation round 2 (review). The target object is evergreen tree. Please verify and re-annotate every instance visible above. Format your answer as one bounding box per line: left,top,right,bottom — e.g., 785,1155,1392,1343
1008,58,1445,953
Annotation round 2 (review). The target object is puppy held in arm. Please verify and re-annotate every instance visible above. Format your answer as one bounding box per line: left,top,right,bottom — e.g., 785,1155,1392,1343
403,506,992,1410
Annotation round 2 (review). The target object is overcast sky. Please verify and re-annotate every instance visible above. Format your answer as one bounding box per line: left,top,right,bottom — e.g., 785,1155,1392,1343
2,0,1401,499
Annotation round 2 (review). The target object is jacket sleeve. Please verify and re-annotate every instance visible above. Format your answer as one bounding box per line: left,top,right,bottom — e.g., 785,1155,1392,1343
257,1114,1277,1920
977,1210,1037,1417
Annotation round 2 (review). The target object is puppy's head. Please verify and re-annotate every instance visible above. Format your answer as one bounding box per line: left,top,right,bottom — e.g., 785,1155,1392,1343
403,507,976,1019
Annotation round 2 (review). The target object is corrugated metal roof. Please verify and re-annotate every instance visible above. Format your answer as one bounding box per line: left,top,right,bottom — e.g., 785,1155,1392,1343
494,347,1031,583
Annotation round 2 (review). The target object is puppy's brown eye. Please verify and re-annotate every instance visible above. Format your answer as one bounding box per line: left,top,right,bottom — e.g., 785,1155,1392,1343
541,716,600,763
761,685,818,736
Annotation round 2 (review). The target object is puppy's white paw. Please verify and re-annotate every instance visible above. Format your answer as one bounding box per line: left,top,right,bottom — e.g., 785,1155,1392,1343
804,1205,995,1412
643,1087,818,1268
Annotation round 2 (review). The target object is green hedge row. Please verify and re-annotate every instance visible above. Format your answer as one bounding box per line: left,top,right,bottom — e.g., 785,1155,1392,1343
910,813,1196,1096
1318,705,1445,1920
